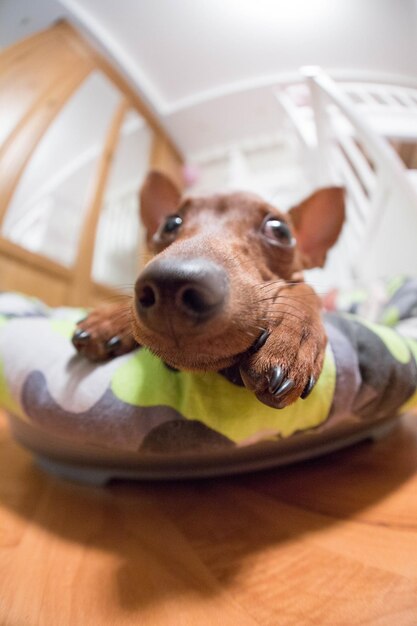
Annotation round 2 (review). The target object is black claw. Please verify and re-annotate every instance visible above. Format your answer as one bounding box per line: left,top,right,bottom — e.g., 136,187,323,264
106,336,121,352
250,330,270,354
272,378,295,398
73,329,90,343
268,366,285,394
301,375,316,399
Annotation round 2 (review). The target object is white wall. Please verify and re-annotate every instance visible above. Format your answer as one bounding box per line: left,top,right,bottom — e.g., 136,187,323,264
357,191,417,283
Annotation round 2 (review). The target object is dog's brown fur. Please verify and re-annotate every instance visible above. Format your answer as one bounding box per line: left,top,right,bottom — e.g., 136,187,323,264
73,171,344,409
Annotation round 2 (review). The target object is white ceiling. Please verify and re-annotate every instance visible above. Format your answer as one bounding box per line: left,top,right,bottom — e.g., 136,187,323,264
62,0,417,109
1,0,417,157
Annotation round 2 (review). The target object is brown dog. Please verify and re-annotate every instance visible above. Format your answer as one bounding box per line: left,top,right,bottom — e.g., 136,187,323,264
73,171,344,409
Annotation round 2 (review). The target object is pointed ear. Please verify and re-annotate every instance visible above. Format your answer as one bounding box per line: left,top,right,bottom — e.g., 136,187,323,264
288,187,345,268
140,170,182,242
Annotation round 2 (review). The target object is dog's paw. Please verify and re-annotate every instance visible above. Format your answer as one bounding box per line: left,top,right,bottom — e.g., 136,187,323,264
239,324,326,409
72,305,138,362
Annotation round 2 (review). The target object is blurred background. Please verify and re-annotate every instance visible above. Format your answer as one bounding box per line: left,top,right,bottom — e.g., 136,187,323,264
0,0,416,305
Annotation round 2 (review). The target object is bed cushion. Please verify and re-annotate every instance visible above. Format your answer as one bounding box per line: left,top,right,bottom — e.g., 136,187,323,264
0,286,416,480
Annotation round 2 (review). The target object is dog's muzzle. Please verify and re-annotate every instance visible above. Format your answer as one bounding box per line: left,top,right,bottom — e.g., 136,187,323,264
135,257,229,331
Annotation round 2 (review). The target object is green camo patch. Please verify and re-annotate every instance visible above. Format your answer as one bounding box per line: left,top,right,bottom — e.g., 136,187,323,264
0,357,23,418
111,345,336,443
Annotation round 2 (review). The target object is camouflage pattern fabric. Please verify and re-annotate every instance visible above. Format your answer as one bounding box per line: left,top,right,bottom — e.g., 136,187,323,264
0,287,416,456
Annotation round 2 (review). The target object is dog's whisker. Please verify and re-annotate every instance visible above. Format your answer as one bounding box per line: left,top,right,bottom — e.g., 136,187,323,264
251,292,319,311
254,296,314,310
258,279,329,292
259,287,328,299
266,297,319,313
258,281,286,290
257,310,310,324
229,318,264,336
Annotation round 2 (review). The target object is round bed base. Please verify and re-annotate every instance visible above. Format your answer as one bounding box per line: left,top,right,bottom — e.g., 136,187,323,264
7,411,399,484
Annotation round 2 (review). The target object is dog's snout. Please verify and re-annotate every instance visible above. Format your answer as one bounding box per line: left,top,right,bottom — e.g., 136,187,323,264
135,257,228,325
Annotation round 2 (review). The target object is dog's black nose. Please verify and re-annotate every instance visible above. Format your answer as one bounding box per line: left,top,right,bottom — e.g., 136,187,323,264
135,257,228,324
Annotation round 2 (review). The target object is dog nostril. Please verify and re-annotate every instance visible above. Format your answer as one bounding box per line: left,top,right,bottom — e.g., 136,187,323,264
181,287,210,314
138,285,156,309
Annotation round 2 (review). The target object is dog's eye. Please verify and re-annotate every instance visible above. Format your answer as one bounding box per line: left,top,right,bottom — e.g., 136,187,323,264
161,215,182,235
262,217,295,247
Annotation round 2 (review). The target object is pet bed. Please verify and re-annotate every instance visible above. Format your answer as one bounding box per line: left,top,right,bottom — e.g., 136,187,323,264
1,280,417,482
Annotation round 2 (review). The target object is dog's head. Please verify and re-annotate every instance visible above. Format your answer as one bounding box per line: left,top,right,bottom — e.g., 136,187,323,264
131,170,345,371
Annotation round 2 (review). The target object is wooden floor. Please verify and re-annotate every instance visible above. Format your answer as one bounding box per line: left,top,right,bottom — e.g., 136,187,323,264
1,411,417,625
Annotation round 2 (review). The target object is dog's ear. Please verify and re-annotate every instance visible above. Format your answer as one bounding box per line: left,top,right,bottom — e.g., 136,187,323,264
288,187,345,268
140,170,181,242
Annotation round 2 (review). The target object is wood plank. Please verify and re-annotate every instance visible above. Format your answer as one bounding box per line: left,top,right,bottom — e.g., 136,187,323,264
0,20,183,307
0,22,78,70
61,21,183,165
0,65,92,226
0,23,92,148
0,255,68,306
69,99,130,305
0,236,71,280
0,411,417,624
